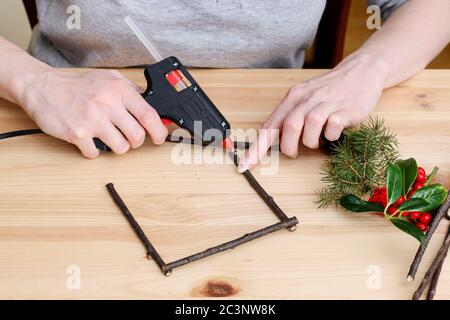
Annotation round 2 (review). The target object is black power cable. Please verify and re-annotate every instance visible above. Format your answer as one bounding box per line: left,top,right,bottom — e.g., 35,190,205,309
0,129,112,151
0,129,282,151
0,129,43,140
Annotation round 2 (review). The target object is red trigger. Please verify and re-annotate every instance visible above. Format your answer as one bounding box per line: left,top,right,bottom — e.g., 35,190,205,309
161,118,174,127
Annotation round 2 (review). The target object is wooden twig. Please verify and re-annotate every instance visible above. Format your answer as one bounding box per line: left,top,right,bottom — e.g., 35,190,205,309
164,217,298,273
412,224,450,300
426,252,446,300
229,150,292,225
407,191,450,281
105,183,167,271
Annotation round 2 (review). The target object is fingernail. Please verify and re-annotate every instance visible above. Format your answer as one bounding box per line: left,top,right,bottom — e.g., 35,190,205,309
154,137,166,145
154,132,168,145
118,144,130,154
237,160,248,173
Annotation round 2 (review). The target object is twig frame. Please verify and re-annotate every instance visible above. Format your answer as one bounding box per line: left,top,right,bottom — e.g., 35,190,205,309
106,137,298,276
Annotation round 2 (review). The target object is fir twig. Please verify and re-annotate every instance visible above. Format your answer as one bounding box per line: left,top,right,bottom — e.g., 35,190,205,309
316,117,399,208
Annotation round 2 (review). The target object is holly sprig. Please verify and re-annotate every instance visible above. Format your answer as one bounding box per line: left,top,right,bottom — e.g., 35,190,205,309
340,158,447,243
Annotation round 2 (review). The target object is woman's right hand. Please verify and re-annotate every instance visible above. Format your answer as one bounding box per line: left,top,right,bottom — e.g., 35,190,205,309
15,69,168,158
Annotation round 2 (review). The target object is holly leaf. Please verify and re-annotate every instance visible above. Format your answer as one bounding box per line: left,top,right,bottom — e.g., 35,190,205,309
398,184,447,212
411,184,447,201
396,158,417,196
411,184,447,210
397,198,430,212
340,195,384,212
390,218,425,244
386,163,403,206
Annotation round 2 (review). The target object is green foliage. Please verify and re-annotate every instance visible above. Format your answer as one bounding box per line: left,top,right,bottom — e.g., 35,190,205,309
396,158,418,196
397,198,430,212
338,159,447,243
316,117,399,208
399,184,448,212
340,195,384,212
386,163,403,207
390,218,425,244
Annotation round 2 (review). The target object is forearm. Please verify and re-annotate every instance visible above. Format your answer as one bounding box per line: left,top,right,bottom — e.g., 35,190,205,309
350,0,450,88
0,35,52,105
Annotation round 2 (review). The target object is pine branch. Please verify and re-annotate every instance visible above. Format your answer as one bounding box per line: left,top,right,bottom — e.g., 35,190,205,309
316,117,399,208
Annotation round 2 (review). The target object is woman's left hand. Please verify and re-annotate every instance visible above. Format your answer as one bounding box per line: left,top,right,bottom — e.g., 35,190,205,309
238,52,388,172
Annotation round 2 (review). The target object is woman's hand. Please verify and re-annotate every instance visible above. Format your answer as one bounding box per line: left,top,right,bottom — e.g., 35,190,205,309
16,69,168,158
238,53,388,172
239,0,450,173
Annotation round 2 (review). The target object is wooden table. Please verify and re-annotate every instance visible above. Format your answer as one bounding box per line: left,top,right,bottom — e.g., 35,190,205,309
0,69,449,299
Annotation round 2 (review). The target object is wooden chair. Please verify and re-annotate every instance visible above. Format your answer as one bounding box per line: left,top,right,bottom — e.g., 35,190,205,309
22,0,38,30
22,0,352,68
306,0,352,68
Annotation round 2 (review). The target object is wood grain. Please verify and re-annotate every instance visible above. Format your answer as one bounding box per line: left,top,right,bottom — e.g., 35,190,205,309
0,69,449,299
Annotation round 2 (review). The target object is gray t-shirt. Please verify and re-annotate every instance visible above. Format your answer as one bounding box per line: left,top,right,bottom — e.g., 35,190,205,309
28,0,407,68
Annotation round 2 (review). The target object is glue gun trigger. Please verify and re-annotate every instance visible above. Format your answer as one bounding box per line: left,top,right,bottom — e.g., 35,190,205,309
161,118,174,127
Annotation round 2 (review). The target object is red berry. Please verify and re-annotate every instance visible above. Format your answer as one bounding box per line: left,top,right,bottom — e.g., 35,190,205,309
410,211,421,220
416,222,427,232
419,213,432,225
401,212,410,217
373,187,386,196
407,190,416,199
370,190,387,207
377,191,387,207
418,167,426,176
370,188,384,204
395,196,406,206
413,182,424,191
387,206,398,215
416,172,426,183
